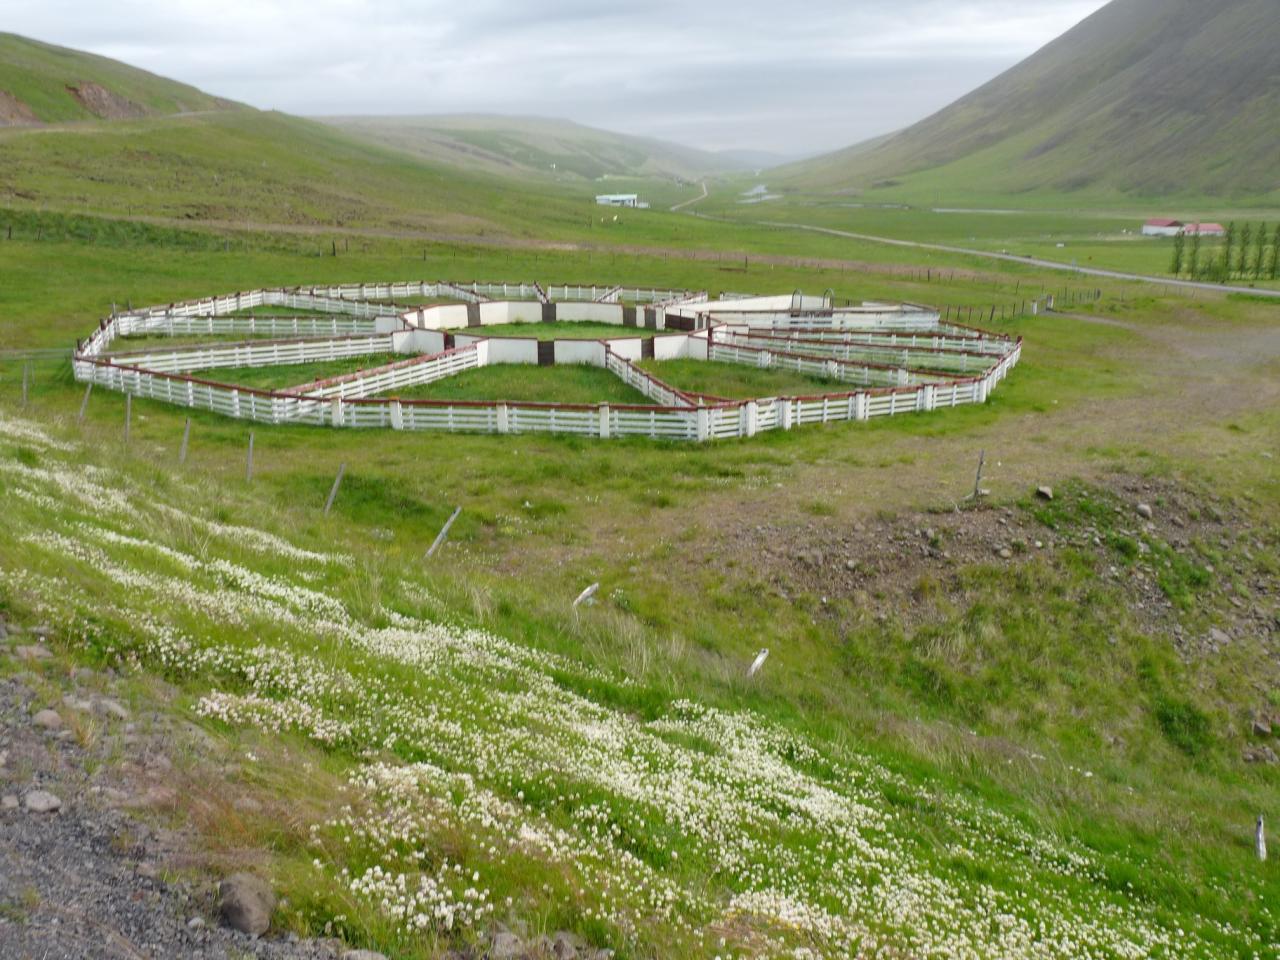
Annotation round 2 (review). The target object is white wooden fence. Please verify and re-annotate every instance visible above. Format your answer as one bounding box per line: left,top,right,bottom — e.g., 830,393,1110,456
295,347,480,401
72,279,1023,442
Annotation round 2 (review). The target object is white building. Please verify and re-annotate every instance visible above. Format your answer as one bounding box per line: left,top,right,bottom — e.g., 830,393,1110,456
1142,218,1183,237
595,194,649,209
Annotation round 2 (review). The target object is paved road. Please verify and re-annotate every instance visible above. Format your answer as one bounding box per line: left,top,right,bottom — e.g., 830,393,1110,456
718,216,1280,299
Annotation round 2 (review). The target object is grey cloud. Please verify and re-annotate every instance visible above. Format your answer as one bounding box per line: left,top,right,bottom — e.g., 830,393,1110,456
3,0,1110,153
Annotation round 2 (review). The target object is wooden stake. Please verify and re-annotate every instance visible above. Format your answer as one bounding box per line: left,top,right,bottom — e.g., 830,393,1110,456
124,394,132,446
425,506,462,558
179,417,191,464
78,383,93,422
323,462,346,516
970,449,986,501
21,362,30,406
245,431,254,482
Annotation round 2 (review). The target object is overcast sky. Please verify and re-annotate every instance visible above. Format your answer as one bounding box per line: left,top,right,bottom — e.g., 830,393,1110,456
5,0,1110,156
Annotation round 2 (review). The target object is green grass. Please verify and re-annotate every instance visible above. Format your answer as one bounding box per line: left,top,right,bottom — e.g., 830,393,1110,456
638,358,839,399
198,356,394,391
0,32,232,123
1,206,1278,959
391,363,649,405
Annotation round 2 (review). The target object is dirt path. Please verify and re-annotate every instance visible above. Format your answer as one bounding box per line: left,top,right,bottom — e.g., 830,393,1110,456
669,181,708,212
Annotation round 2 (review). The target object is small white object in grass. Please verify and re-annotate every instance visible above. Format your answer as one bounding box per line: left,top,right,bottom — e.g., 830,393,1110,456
748,648,769,678
572,582,600,608
1258,815,1267,862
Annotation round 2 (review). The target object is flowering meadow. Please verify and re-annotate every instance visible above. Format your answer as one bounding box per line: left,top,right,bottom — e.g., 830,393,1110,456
0,411,1272,959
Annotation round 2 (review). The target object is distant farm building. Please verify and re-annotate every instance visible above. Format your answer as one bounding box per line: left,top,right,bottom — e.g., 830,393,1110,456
1142,218,1183,237
596,193,649,209
1141,219,1226,238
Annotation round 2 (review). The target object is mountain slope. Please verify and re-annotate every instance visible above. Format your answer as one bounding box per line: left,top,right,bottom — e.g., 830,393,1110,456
0,33,237,125
781,0,1280,200
0,40,618,239
321,113,747,183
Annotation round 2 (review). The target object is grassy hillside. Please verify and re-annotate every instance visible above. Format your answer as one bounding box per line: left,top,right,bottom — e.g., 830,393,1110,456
0,108,609,237
779,0,1280,202
1,225,1278,956
323,114,744,184
0,32,235,124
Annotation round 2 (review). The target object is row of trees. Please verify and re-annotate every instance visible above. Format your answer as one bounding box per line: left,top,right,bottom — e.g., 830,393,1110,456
1170,223,1279,281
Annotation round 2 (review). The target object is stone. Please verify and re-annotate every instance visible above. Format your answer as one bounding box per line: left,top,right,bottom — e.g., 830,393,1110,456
1035,486,1054,501
341,951,388,960
2,795,18,810
217,872,275,936
96,698,130,720
491,932,524,959
1253,716,1273,737
1136,503,1154,520
64,695,94,712
996,547,1013,560
1209,627,1231,646
32,708,62,730
1243,745,1279,765
187,917,206,930
553,932,582,959
13,645,52,661
24,790,62,813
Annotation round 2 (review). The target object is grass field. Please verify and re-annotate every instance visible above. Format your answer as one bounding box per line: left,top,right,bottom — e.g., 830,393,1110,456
695,186,1280,290
639,359,839,399
196,357,394,391
390,364,649,405
2,204,1278,958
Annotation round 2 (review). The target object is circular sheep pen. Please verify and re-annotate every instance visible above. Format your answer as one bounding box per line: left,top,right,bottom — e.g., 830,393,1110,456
72,281,1022,442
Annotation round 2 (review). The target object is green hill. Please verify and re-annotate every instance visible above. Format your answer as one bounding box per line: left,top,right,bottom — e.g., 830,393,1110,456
779,0,1280,201
0,32,237,124
321,113,747,183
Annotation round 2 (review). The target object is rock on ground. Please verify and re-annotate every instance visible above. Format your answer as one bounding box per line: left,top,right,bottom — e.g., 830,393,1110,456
23,789,62,813
218,872,276,936
0,668,343,959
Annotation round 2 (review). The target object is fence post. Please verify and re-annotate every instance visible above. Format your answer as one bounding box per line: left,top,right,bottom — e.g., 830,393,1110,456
179,417,191,464
324,463,346,516
78,383,93,423
598,404,611,439
21,362,30,407
425,506,462,559
246,431,254,481
124,394,132,446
